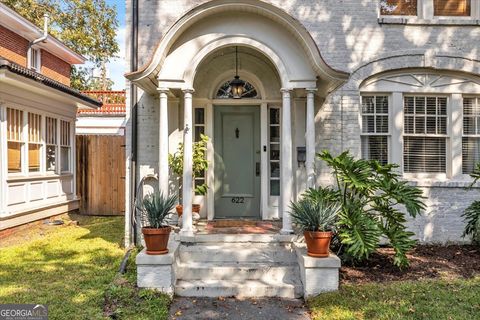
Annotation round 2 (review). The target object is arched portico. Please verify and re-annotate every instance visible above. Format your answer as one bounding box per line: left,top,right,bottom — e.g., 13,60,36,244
126,1,348,236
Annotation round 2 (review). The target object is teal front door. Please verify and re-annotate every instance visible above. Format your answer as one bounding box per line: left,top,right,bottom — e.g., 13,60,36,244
214,106,261,219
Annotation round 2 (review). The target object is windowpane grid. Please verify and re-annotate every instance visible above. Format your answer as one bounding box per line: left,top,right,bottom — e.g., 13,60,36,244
46,117,57,172
434,0,471,16
60,120,71,172
7,108,23,173
269,107,280,196
193,108,206,194
403,96,447,174
28,113,41,172
463,97,480,174
380,0,418,16
361,95,389,165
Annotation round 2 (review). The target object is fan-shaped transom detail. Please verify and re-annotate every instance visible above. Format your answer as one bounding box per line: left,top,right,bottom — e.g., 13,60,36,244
216,79,260,99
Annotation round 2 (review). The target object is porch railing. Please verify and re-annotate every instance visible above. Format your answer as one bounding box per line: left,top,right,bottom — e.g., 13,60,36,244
78,90,126,115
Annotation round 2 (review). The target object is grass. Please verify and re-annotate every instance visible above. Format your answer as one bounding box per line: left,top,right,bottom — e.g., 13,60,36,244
309,277,480,320
0,214,170,320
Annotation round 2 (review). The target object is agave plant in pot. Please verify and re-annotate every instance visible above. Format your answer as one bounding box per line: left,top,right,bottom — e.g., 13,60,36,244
138,191,177,255
168,134,209,217
290,196,340,257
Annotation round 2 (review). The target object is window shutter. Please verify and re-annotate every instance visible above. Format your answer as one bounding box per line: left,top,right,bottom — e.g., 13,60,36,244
434,0,470,16
380,0,418,16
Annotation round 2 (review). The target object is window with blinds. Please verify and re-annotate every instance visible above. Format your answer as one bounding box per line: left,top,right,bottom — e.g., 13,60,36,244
28,113,42,172
434,0,471,16
361,95,389,165
46,117,57,172
7,108,23,173
380,0,418,15
60,120,71,172
462,97,480,174
403,96,448,173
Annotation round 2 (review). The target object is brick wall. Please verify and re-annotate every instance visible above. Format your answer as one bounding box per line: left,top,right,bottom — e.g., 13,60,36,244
127,0,480,243
0,25,28,67
41,49,71,86
0,25,71,86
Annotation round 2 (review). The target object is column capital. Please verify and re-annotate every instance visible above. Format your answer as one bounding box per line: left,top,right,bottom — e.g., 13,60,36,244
280,88,293,94
306,88,318,94
182,88,195,95
157,87,170,94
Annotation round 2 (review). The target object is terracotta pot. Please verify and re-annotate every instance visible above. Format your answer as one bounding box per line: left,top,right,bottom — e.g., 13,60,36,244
304,230,332,258
176,204,201,217
142,226,171,255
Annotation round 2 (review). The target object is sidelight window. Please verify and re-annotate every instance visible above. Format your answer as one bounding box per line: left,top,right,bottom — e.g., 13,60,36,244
268,107,280,196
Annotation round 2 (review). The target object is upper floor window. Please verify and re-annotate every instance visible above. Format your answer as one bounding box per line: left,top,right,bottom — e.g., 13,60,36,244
29,48,41,72
434,0,470,16
380,0,418,16
380,0,477,20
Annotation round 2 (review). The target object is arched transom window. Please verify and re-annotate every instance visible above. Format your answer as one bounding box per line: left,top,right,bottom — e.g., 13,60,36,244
216,80,259,99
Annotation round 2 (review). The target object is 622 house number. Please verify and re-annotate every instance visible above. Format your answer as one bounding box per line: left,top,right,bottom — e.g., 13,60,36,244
231,197,245,204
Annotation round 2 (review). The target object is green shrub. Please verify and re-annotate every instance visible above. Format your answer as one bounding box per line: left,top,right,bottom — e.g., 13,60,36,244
137,191,177,228
290,197,340,232
317,150,425,268
462,163,480,245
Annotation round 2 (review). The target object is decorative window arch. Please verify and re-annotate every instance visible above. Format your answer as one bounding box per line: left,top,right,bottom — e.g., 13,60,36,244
360,70,480,178
216,79,260,99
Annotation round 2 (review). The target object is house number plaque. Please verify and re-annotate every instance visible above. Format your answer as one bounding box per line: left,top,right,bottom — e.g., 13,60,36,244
231,197,245,204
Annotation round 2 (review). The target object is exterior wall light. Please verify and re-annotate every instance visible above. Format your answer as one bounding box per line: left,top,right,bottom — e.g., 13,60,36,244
230,46,245,99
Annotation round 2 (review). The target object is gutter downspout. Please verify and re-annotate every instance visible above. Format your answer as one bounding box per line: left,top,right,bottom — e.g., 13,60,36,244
28,13,49,68
127,0,139,247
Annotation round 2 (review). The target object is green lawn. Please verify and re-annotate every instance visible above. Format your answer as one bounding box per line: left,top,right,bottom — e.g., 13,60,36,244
309,277,480,320
0,214,170,320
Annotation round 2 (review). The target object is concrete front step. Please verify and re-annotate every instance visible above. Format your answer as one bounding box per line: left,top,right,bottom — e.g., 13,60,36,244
178,243,297,263
175,279,303,298
176,261,299,281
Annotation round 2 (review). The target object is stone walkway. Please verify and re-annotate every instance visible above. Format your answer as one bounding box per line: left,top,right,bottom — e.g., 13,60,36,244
169,297,310,320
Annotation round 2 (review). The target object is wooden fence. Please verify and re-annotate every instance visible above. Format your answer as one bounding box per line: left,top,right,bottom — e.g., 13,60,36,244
76,135,125,216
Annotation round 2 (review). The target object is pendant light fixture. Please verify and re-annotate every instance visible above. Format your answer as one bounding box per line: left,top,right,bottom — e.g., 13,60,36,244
230,46,245,99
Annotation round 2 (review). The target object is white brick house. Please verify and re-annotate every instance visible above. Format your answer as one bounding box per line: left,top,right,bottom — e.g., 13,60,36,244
125,0,480,298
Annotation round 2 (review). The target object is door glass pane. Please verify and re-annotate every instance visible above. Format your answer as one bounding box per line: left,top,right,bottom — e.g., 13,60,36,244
270,162,280,178
270,180,280,196
269,108,280,125
270,144,280,161
270,126,280,142
195,108,205,124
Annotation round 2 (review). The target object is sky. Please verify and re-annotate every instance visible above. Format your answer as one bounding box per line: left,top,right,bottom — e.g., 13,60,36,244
103,0,126,90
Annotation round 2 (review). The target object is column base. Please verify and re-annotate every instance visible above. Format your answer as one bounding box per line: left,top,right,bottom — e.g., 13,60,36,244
280,228,294,235
179,228,195,237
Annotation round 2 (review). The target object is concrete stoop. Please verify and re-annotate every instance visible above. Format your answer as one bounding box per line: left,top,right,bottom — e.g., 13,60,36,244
136,233,341,298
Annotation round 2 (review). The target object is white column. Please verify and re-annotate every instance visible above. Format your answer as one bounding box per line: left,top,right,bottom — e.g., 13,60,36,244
158,88,170,195
0,103,8,214
280,88,294,234
181,89,194,236
306,88,317,189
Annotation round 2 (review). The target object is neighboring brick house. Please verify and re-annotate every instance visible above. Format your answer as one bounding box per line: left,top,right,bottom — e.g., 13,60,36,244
124,0,480,298
0,3,101,232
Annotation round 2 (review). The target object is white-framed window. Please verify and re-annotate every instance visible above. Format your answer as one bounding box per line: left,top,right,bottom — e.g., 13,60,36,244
403,96,448,173
193,107,206,194
6,108,24,174
45,117,57,173
268,107,280,196
29,48,41,72
379,0,478,19
361,95,390,165
28,112,42,173
462,97,480,174
60,120,71,173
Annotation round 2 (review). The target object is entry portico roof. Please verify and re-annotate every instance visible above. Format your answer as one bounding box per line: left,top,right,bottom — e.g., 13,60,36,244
126,0,349,95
